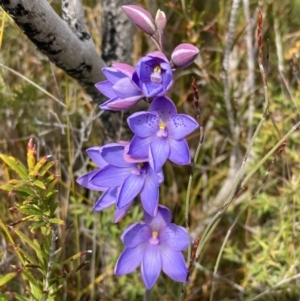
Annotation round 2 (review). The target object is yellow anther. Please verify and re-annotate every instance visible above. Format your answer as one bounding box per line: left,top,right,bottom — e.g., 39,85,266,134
137,163,144,169
159,122,166,130
152,231,158,238
154,66,161,73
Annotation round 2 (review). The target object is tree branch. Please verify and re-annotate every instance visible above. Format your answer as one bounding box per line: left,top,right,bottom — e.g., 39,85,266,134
0,0,106,101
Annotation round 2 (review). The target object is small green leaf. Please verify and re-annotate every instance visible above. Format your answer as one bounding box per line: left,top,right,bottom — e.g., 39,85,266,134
19,205,42,216
15,230,44,261
32,156,49,175
39,160,56,177
0,183,15,192
32,180,46,190
48,218,65,225
0,154,28,180
0,272,17,286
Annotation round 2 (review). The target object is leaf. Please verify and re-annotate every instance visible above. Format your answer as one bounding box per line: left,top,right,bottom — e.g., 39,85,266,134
0,154,28,180
14,230,44,261
0,272,17,286
0,183,15,192
39,160,57,177
32,180,46,190
18,205,42,216
48,218,65,225
32,156,50,175
29,221,47,232
23,271,42,300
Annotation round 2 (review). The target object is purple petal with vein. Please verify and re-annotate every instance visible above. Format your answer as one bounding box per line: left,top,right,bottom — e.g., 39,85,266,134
117,174,145,208
93,187,117,211
160,246,188,282
168,138,190,165
149,137,170,171
128,112,158,137
128,135,152,158
122,223,151,248
141,244,162,289
160,224,189,251
168,114,198,139
115,243,147,275
90,165,131,187
150,96,177,121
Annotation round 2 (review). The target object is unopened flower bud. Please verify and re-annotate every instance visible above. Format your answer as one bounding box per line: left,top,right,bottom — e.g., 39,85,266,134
155,9,167,32
171,43,199,69
122,5,156,36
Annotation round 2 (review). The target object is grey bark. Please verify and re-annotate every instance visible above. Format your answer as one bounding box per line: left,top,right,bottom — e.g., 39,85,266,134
0,0,106,101
101,0,135,66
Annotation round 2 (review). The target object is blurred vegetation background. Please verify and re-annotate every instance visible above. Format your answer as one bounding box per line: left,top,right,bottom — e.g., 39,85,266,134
1,0,300,300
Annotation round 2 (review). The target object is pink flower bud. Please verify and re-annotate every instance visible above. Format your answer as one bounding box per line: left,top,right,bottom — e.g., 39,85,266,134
155,9,167,32
171,43,199,68
122,5,156,36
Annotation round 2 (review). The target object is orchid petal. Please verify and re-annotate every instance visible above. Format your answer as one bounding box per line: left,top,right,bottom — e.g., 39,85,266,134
141,244,162,289
102,67,125,84
113,77,142,99
160,246,188,282
86,147,107,167
122,223,151,247
140,169,159,216
93,188,117,211
112,63,135,77
117,174,145,208
76,170,106,191
95,81,117,98
144,205,172,231
149,96,177,121
148,51,168,62
100,96,142,111
143,82,163,97
101,144,132,168
128,112,158,137
168,138,190,165
167,114,198,139
128,135,152,158
114,201,133,223
114,243,146,275
149,137,170,171
90,165,131,187
160,224,189,251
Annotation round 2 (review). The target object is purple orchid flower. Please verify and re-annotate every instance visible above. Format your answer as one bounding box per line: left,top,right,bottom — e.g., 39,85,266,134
132,51,173,98
89,143,164,217
122,5,156,36
171,43,199,69
115,205,189,289
76,145,132,222
127,96,199,171
96,63,144,111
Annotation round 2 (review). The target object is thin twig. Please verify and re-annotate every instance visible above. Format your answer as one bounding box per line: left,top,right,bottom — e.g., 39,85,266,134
222,0,241,136
243,0,256,143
